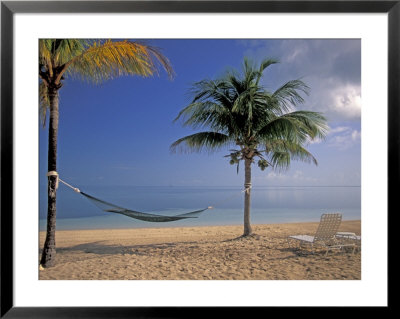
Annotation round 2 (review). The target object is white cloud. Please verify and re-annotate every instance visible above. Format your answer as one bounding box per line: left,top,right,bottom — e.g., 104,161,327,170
327,126,361,150
257,170,318,185
305,80,361,121
329,84,361,119
240,39,361,121
329,126,351,134
285,46,308,63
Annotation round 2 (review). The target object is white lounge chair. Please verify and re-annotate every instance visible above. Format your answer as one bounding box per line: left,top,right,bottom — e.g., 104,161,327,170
288,213,356,255
336,232,361,252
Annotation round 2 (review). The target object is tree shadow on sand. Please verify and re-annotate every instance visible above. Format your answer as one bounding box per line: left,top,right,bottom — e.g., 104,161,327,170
42,240,207,256
222,233,262,242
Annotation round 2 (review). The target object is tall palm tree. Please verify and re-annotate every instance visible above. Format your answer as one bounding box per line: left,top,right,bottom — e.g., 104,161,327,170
171,58,328,237
39,39,174,267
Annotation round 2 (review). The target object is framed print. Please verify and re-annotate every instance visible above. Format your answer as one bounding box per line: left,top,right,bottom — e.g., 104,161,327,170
1,0,395,317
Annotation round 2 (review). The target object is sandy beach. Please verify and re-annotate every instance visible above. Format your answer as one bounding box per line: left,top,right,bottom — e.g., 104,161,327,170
39,220,361,280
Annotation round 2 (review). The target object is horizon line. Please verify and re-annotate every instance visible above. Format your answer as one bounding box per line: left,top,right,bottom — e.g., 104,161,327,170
38,184,362,188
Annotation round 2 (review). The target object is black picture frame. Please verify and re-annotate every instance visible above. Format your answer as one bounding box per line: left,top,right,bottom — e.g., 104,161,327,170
1,0,394,317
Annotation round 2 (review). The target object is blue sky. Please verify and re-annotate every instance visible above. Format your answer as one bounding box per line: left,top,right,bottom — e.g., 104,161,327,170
39,39,361,188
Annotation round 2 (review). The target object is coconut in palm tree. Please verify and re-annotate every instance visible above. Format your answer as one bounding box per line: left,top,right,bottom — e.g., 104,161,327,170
171,58,328,237
39,39,174,267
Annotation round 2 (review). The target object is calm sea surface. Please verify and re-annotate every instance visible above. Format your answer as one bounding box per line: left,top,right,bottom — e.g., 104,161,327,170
39,186,361,231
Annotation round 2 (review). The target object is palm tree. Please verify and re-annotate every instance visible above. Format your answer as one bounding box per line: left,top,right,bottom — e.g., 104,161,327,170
171,58,328,237
39,39,174,267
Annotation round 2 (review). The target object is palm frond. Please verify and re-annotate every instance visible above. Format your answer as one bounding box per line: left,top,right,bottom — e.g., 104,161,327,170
256,110,328,145
170,132,232,154
258,58,279,73
266,139,318,171
242,58,260,87
39,39,89,79
283,111,329,140
272,79,310,114
53,39,88,66
175,101,234,133
256,58,279,84
39,40,53,70
146,45,175,79
190,79,233,108
257,116,310,144
65,40,145,82
270,151,291,171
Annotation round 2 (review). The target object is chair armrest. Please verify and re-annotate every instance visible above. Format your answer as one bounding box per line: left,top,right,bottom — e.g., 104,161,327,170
336,232,356,238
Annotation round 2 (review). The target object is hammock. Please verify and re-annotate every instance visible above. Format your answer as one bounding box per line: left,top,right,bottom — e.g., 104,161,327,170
47,171,212,223
80,191,210,222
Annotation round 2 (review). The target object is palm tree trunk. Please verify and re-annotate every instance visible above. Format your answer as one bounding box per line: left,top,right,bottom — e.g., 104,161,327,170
243,157,253,236
40,86,59,267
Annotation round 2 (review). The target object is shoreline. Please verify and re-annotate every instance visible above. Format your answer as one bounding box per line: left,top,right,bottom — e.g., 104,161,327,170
39,214,361,233
39,219,361,234
39,220,361,280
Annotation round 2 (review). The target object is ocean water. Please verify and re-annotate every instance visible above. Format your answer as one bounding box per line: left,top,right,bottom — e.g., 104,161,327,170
39,185,361,231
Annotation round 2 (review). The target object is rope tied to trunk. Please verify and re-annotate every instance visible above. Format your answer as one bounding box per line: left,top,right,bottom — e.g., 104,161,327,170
46,171,59,190
46,171,80,193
